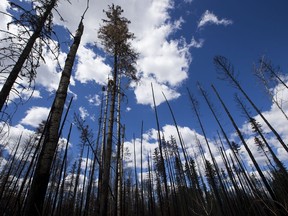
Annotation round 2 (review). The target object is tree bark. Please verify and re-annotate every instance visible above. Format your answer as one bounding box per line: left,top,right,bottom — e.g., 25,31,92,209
99,54,118,216
23,20,84,216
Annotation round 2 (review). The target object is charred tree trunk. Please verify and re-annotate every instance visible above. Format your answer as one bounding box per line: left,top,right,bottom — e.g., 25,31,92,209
23,20,84,216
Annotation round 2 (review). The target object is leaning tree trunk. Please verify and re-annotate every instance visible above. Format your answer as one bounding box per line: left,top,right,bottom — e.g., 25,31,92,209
198,84,257,194
23,20,84,216
151,84,171,216
0,0,57,111
236,96,288,175
188,86,234,215
214,56,288,154
211,84,279,204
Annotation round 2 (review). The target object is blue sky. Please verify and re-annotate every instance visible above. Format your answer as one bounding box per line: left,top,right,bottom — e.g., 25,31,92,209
1,0,288,172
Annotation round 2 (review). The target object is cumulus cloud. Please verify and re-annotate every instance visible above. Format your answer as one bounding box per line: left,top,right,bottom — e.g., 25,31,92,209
75,45,111,85
198,10,233,28
20,106,50,128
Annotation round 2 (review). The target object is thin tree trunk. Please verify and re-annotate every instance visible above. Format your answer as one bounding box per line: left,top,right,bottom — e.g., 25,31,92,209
151,84,171,216
133,134,139,215
188,87,233,215
211,84,278,203
51,124,72,216
197,84,257,194
214,56,288,153
147,153,155,216
56,125,72,216
0,133,22,199
99,53,118,216
84,93,104,216
78,147,90,216
114,77,122,216
140,121,145,216
96,87,109,213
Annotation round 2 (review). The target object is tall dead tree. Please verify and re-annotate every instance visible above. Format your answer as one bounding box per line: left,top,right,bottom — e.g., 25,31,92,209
211,84,279,206
23,15,85,215
97,4,138,216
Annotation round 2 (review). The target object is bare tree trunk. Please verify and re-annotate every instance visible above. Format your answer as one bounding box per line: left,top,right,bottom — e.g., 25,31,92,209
51,124,72,216
96,86,109,213
197,137,225,215
214,56,288,154
56,124,72,216
197,83,258,195
189,86,233,215
114,80,123,216
151,84,171,216
100,53,118,216
84,93,104,216
211,84,279,205
71,142,85,216
147,153,155,216
23,20,84,216
236,96,288,175
0,133,22,202
140,121,145,216
133,135,139,215
78,147,90,216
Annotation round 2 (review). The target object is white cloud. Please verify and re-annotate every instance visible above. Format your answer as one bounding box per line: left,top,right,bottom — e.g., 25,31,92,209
0,0,10,28
75,45,111,85
190,37,204,48
198,10,233,28
20,106,50,128
79,106,89,119
136,34,190,86
132,77,180,106
34,46,67,93
86,94,101,106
